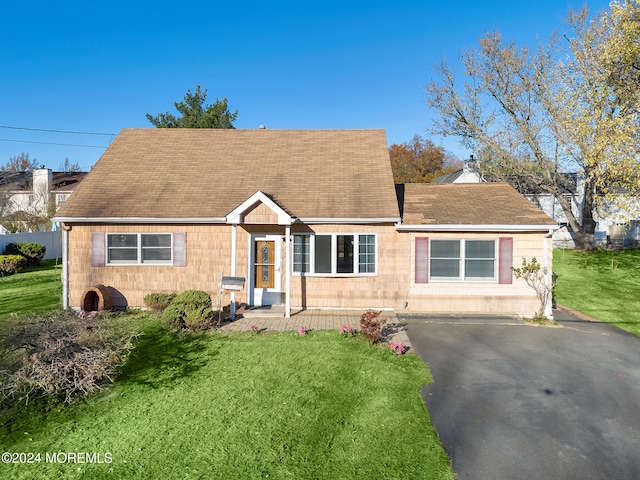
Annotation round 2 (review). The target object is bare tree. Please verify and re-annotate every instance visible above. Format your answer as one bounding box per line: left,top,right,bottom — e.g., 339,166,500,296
1,153,38,172
426,2,640,249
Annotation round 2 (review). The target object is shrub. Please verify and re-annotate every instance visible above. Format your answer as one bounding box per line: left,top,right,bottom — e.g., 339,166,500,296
170,289,213,311
0,254,27,276
161,305,187,330
0,310,140,404
161,290,214,332
4,242,46,267
359,310,386,346
143,292,177,312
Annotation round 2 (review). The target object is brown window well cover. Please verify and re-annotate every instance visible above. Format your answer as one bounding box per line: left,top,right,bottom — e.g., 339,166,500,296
80,285,113,312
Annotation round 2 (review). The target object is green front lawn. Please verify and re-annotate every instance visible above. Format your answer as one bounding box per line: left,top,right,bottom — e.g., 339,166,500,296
553,248,640,336
1,316,453,479
0,259,62,321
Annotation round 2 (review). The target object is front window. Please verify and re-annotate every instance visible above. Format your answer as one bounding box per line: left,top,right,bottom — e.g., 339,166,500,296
293,234,376,276
293,235,310,273
430,239,495,280
107,233,172,265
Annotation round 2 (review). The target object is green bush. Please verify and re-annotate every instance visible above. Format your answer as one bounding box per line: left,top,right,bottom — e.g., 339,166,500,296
3,242,46,267
161,305,187,330
170,290,213,311
144,292,177,312
0,254,27,276
161,290,214,331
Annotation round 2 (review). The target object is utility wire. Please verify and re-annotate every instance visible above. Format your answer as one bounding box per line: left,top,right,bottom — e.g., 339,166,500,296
0,138,109,148
0,125,115,136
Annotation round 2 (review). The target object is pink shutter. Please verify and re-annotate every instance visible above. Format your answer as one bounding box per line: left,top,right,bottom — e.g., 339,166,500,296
499,237,513,284
173,232,186,267
91,232,105,267
415,237,429,283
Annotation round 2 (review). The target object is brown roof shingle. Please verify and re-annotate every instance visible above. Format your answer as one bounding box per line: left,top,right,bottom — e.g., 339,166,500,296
56,129,400,221
401,183,556,225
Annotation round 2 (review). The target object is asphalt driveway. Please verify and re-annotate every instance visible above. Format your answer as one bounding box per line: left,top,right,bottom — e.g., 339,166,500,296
403,310,640,480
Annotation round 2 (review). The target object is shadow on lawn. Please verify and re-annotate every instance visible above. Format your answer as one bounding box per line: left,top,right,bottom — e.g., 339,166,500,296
117,327,216,388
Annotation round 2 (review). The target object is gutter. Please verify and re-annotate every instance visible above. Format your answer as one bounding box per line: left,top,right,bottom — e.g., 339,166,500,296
52,216,228,224
298,217,401,224
395,223,559,232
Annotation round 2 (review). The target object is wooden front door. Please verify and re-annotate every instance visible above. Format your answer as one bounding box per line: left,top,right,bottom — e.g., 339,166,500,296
252,236,282,306
254,240,275,289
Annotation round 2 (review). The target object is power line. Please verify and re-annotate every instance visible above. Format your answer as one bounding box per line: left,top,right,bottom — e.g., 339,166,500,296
0,138,109,148
0,125,115,136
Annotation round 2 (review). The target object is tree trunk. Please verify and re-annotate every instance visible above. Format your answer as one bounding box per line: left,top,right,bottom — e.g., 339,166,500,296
552,177,596,250
577,179,597,250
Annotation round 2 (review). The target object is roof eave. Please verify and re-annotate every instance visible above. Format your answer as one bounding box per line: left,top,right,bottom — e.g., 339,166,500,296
52,217,228,224
298,217,401,224
395,223,558,232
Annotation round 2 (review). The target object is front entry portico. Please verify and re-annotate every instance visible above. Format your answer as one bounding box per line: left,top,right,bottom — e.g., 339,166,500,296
226,191,293,318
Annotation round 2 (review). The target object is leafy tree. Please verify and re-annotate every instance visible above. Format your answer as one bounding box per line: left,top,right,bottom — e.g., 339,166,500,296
146,84,238,128
425,1,640,249
389,135,461,183
1,153,39,172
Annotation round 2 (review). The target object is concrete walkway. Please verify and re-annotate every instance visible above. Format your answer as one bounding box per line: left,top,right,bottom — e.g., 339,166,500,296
219,309,413,347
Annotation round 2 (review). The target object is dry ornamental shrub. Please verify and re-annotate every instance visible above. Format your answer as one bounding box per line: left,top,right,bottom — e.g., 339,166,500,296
359,310,386,345
0,310,140,404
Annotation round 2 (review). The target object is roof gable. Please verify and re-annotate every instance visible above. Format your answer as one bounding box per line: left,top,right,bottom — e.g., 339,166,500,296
56,129,400,222
226,191,292,225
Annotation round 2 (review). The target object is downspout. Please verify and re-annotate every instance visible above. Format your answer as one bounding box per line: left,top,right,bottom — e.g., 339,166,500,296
285,225,291,318
230,223,237,318
543,228,554,320
61,223,71,309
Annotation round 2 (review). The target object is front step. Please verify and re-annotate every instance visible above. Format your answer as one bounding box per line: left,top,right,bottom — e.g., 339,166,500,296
239,304,285,318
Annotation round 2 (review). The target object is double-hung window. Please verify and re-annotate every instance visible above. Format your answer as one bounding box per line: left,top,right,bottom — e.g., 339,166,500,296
430,239,496,280
293,234,376,276
107,233,172,265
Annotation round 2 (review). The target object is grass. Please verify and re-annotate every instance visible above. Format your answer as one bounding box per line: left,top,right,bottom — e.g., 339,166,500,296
553,248,640,337
0,315,454,479
0,259,62,321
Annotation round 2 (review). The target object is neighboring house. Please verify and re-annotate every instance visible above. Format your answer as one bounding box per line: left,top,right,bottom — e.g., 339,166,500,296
432,156,483,184
0,168,86,232
54,129,556,318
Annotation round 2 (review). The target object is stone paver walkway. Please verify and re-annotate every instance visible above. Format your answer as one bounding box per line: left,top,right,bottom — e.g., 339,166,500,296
219,309,412,349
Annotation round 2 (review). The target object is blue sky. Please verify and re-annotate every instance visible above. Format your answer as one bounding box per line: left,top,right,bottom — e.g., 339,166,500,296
0,0,611,171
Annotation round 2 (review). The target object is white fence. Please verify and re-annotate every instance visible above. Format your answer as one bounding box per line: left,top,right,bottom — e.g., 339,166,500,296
0,231,62,259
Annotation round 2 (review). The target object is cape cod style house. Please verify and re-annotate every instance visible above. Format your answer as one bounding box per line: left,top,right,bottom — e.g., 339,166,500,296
54,129,557,318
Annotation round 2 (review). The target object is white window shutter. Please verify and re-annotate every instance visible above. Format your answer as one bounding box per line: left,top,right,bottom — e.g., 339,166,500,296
91,232,105,267
173,232,187,267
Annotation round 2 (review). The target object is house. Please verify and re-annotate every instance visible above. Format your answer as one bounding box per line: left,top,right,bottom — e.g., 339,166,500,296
432,156,483,184
54,129,557,318
0,168,86,232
